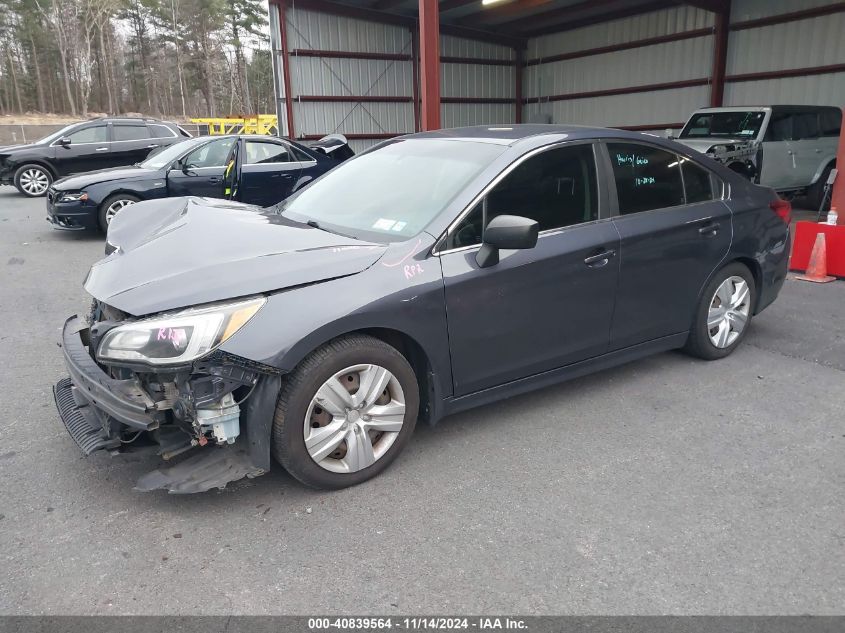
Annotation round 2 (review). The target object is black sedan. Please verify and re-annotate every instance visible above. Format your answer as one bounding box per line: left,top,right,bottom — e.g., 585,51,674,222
0,117,187,197
46,134,350,232
52,124,790,493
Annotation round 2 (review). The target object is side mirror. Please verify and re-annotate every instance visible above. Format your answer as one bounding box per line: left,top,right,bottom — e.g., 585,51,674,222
59,137,71,147
476,214,539,268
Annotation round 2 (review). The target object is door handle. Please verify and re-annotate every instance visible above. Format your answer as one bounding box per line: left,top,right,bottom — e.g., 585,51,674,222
146,144,159,149
95,147,109,152
208,177,222,184
698,222,720,236
584,249,616,267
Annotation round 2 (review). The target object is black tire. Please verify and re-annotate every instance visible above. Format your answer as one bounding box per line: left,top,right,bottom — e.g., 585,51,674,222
98,193,140,233
807,164,833,212
13,163,52,197
272,334,419,489
684,262,757,361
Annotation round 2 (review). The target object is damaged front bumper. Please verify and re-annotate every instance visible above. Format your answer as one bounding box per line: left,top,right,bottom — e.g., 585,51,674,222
53,316,281,493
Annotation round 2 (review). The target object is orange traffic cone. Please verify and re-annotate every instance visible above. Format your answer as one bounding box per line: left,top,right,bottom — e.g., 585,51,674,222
796,232,836,283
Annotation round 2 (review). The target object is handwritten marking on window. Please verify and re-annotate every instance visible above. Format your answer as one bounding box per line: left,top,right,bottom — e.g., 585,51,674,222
635,177,656,186
616,153,650,166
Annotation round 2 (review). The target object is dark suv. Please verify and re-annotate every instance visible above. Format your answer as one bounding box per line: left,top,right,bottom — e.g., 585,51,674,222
0,117,189,197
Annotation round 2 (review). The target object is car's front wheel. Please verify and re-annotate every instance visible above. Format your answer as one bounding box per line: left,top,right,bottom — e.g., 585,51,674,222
684,262,756,360
14,164,52,197
272,334,419,489
98,194,140,232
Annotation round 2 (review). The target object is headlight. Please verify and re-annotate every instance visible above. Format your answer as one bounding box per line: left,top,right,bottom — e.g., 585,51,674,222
59,192,89,202
96,297,266,365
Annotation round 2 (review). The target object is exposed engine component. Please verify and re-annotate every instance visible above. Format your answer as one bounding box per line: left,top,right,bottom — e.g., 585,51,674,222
704,141,759,182
197,393,241,445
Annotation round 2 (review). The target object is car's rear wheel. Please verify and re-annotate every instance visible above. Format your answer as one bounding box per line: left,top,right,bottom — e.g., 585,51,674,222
272,334,419,489
684,263,756,360
14,164,52,197
98,194,140,232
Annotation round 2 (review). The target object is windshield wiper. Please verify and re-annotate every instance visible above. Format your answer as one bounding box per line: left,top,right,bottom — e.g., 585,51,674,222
305,218,360,240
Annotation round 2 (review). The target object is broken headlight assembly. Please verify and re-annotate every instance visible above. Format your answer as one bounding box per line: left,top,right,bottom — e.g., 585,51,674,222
96,297,266,366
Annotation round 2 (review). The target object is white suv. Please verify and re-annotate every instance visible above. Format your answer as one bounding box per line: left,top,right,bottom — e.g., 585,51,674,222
675,105,840,209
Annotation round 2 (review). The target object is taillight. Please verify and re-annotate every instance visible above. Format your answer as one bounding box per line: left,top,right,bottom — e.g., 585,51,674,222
770,198,791,224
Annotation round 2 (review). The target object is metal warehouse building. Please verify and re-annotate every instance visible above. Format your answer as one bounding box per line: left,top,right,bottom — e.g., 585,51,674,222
267,0,844,203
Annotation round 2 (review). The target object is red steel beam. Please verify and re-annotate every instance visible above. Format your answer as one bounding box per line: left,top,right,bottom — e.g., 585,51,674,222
273,0,524,47
441,97,517,104
290,49,412,61
296,95,414,102
539,78,710,102
832,107,845,220
411,26,421,132
730,2,845,30
278,1,296,138
419,0,441,131
515,48,524,124
725,63,845,83
526,27,714,66
709,2,730,106
441,56,516,66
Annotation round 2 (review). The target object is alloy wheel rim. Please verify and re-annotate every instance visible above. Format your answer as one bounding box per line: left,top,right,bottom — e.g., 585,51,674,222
20,169,49,195
708,276,751,348
105,199,135,224
303,364,406,474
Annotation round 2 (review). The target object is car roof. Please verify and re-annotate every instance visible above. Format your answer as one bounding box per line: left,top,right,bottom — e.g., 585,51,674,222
400,124,668,147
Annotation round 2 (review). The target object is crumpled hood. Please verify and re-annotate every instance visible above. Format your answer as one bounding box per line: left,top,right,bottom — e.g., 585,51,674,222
675,137,751,153
54,166,155,190
85,197,387,315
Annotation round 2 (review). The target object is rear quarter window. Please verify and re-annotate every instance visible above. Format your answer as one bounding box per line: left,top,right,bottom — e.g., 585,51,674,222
607,143,685,214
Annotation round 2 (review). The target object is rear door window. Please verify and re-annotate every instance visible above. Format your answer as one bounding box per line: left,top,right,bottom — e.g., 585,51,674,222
245,141,291,164
113,125,150,141
792,112,820,140
819,109,842,137
607,143,685,214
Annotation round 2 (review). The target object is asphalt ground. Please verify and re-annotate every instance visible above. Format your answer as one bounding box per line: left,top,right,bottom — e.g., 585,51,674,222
0,190,843,615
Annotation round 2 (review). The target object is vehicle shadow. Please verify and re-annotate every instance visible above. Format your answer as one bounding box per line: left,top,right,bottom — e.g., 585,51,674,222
109,349,698,515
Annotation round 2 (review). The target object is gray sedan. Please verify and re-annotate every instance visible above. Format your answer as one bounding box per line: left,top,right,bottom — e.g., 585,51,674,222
53,124,790,493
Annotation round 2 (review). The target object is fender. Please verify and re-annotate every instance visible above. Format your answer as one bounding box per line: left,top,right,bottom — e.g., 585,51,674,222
219,233,455,407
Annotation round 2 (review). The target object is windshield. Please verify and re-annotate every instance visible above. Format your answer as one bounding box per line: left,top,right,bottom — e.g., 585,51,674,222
280,139,505,242
680,111,766,139
36,123,80,145
139,138,204,169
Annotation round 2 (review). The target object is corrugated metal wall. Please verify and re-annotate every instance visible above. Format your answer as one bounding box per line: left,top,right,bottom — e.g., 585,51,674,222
280,6,416,152
524,6,715,130
725,0,845,106
523,1,844,132
440,35,516,128
270,2,843,142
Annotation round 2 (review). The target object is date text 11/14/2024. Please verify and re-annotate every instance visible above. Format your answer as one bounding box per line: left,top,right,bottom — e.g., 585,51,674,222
308,617,528,630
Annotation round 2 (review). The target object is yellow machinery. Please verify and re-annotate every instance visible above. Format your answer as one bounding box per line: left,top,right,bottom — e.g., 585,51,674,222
190,115,279,136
